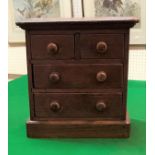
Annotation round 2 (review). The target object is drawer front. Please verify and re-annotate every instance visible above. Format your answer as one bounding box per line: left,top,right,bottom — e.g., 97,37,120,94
31,35,74,59
33,63,123,89
80,34,124,59
34,92,123,119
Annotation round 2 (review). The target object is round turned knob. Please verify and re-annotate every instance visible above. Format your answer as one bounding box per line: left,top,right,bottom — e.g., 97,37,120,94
96,101,107,112
50,101,61,112
96,71,107,82
49,72,60,83
96,41,108,53
47,42,58,54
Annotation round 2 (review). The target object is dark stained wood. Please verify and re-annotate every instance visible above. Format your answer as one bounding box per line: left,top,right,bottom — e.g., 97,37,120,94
31,59,123,64
34,92,123,119
31,35,74,59
25,31,35,119
33,63,123,89
16,17,138,138
122,31,130,119
32,88,122,93
80,34,124,59
29,29,128,35
26,113,130,138
16,17,139,30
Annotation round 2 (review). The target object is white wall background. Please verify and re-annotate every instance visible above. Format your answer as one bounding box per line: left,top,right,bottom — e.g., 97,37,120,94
128,46,146,80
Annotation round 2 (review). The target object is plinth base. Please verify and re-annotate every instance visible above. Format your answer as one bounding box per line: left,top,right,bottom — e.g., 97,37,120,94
27,115,130,138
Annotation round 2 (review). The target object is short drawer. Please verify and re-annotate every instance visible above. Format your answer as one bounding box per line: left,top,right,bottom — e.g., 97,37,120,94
33,63,123,89
80,34,124,59
31,35,74,59
34,92,123,119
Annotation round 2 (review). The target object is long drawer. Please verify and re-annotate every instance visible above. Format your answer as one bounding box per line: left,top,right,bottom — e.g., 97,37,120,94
33,63,123,89
34,92,123,119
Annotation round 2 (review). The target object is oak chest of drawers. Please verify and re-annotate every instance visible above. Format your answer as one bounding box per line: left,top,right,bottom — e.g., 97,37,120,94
17,17,138,138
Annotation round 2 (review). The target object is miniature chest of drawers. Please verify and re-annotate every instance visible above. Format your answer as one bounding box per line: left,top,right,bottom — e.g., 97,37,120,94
17,17,138,138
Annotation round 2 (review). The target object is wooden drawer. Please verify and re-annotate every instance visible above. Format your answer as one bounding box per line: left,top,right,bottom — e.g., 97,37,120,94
80,34,124,59
33,63,123,89
34,92,123,119
31,35,74,59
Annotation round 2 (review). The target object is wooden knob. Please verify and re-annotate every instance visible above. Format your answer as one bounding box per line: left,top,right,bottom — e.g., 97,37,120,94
47,42,58,54
49,72,60,83
96,101,107,112
96,71,107,82
96,41,108,53
50,101,61,112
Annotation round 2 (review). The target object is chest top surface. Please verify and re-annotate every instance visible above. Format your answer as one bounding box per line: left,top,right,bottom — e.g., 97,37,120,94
16,17,139,30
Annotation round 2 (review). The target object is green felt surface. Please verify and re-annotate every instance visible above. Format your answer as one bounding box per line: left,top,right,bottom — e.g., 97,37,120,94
8,75,146,155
